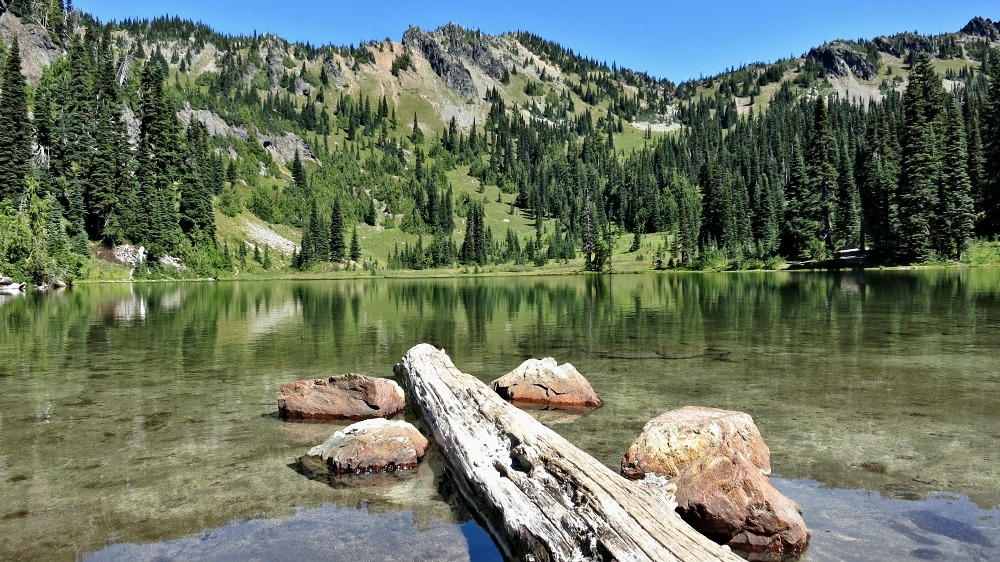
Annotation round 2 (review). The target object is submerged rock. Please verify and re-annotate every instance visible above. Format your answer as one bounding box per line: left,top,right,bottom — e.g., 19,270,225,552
300,418,429,476
622,406,809,560
490,357,603,408
278,373,406,421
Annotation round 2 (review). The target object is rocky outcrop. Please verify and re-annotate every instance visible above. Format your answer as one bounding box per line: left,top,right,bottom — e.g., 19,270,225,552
292,75,312,97
403,24,508,101
622,406,809,560
111,244,146,266
961,17,1000,41
807,41,877,80
278,373,406,421
872,33,934,59
403,26,476,101
177,106,317,163
322,54,345,88
265,43,285,91
299,418,429,475
490,357,603,408
435,24,508,80
0,12,64,84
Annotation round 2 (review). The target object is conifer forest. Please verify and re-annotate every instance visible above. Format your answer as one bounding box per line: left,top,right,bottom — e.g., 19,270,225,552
1,2,1000,283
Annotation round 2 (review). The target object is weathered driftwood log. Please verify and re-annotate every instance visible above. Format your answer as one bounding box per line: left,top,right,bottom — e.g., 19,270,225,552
395,343,742,562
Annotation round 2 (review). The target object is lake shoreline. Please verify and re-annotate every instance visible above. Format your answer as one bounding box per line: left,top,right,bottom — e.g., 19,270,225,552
67,260,1000,285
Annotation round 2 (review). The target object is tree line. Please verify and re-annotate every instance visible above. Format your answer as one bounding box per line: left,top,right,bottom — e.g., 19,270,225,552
2,9,999,283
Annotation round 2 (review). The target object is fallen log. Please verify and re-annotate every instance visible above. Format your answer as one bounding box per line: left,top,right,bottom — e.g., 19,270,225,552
395,344,742,562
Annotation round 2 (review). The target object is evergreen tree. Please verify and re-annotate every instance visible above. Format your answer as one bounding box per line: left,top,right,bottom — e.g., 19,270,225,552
859,107,900,257
363,195,377,226
178,120,217,245
981,74,1000,237
0,40,33,204
675,173,702,264
136,61,183,256
806,97,839,251
461,202,487,265
940,100,976,259
782,139,822,257
329,199,346,261
964,98,987,227
349,226,361,262
898,54,945,261
83,40,138,245
833,138,861,249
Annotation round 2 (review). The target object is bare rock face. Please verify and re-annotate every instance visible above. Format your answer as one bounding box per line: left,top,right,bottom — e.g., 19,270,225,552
278,373,406,421
402,24,510,102
807,41,877,80
293,75,312,97
872,33,934,59
265,43,285,92
490,357,603,408
0,12,64,84
177,106,317,163
962,17,1000,41
300,418,429,475
322,54,345,88
402,25,476,101
622,406,809,560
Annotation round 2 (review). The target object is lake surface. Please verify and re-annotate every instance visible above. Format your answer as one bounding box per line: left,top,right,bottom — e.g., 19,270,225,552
1,270,999,561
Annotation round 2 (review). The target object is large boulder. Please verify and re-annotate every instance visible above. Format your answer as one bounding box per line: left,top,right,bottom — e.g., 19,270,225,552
490,357,603,408
621,406,808,559
299,418,429,476
278,373,406,421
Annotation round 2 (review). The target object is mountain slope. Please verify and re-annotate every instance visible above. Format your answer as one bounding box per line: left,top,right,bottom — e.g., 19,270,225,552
0,6,998,282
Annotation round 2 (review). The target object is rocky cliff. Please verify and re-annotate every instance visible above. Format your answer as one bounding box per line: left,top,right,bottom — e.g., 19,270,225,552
962,17,1000,41
0,11,63,84
807,41,878,80
402,24,511,101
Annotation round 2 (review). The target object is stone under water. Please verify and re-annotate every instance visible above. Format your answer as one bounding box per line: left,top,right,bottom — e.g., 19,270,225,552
278,373,406,421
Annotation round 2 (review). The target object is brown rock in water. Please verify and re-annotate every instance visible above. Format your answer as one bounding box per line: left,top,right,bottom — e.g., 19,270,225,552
490,357,603,408
621,406,809,560
299,418,429,475
277,373,405,421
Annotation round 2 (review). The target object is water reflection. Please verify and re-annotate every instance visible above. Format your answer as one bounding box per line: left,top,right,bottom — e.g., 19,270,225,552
1,270,999,560
85,502,501,562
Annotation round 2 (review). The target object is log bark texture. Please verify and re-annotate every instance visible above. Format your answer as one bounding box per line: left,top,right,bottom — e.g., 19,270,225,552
395,343,742,562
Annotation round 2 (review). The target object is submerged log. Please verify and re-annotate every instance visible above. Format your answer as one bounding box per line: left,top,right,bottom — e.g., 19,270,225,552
395,344,742,562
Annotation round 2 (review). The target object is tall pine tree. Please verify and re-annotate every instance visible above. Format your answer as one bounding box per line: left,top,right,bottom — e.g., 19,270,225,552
782,139,822,257
898,54,945,261
0,40,33,204
329,199,346,261
939,100,976,259
981,73,1000,237
806,96,839,252
136,61,183,256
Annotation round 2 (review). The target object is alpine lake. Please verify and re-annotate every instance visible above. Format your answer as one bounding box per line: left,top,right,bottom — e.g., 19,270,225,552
1,269,999,561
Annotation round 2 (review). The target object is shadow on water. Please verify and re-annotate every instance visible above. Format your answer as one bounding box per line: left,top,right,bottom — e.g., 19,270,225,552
905,510,993,547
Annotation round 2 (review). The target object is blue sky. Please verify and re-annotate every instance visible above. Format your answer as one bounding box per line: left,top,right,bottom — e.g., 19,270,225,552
74,1,997,82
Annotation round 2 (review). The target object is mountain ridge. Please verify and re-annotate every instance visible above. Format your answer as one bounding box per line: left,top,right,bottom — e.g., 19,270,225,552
0,5,998,283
